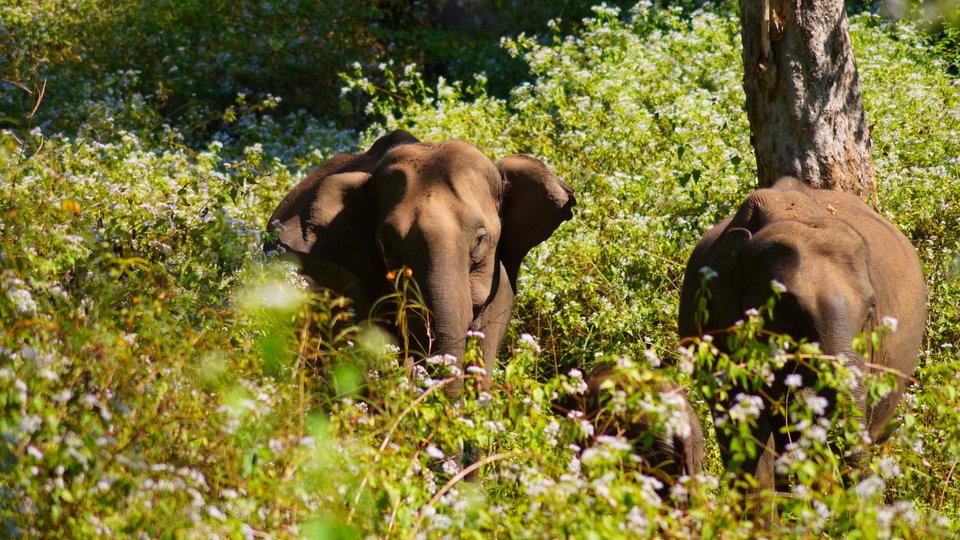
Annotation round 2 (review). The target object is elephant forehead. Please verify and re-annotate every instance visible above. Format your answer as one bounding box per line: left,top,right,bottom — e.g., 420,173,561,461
373,141,501,198
384,193,502,243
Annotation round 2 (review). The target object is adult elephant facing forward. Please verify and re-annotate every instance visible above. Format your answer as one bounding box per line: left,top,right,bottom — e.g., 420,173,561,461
678,177,925,490
266,130,575,388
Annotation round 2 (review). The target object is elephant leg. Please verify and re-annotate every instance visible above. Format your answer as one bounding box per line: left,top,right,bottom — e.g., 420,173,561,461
713,406,775,489
753,436,780,524
768,404,795,492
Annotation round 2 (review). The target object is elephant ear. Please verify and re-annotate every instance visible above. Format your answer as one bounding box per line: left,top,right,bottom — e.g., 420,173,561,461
271,171,384,299
497,154,576,287
266,130,420,303
679,226,753,338
717,227,754,317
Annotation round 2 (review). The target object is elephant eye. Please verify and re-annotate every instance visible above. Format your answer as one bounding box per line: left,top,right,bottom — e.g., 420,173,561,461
470,228,489,263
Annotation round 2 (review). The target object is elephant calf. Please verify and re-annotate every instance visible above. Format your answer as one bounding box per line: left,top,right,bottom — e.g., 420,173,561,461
266,130,575,387
678,177,925,490
554,361,704,499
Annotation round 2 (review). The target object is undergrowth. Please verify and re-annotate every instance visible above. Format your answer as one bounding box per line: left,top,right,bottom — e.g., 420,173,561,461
1,2,958,538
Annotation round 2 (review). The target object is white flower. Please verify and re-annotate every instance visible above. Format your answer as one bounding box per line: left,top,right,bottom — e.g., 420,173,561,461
425,354,458,367
798,388,829,415
592,472,616,506
880,316,899,333
677,346,695,375
544,420,561,447
728,393,764,423
801,422,827,444
643,348,661,367
206,505,227,522
566,368,589,395
4,278,37,315
523,475,557,497
891,500,919,524
853,475,885,499
19,414,42,435
801,499,831,532
670,481,688,503
637,474,664,506
595,435,631,452
425,445,445,459
626,505,647,530
441,459,460,476
660,389,693,439
518,333,541,353
466,365,487,375
876,455,902,480
784,373,803,388
699,266,718,280
770,279,787,293
775,442,808,474
567,410,595,437
466,330,486,339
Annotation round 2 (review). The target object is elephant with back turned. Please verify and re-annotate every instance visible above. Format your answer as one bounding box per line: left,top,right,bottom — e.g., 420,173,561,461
678,177,925,490
266,130,575,388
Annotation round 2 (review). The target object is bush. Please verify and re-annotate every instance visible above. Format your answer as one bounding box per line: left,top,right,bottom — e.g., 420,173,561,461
1,1,958,537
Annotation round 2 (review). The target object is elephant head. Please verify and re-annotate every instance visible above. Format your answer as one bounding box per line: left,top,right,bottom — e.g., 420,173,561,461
552,361,704,499
678,177,925,489
267,130,575,385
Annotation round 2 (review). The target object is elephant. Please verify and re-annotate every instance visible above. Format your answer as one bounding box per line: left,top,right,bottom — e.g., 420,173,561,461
266,130,575,389
553,361,705,499
677,176,925,490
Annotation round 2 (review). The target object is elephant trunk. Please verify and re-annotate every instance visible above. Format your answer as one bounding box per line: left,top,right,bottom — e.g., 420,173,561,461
406,257,472,394
821,339,867,413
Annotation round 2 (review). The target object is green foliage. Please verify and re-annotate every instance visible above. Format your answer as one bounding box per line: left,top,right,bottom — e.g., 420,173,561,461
0,0,639,144
882,0,960,74
1,1,960,537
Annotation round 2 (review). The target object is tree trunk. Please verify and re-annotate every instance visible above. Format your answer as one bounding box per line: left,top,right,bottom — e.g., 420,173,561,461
740,0,877,202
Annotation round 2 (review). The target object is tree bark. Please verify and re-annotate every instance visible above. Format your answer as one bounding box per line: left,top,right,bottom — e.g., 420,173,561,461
740,0,877,201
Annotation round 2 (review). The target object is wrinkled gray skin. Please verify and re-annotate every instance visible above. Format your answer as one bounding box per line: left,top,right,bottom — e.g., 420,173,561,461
267,130,575,388
554,361,704,499
678,177,925,491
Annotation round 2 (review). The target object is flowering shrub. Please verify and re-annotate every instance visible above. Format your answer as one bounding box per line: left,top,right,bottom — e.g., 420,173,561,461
1,1,959,537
